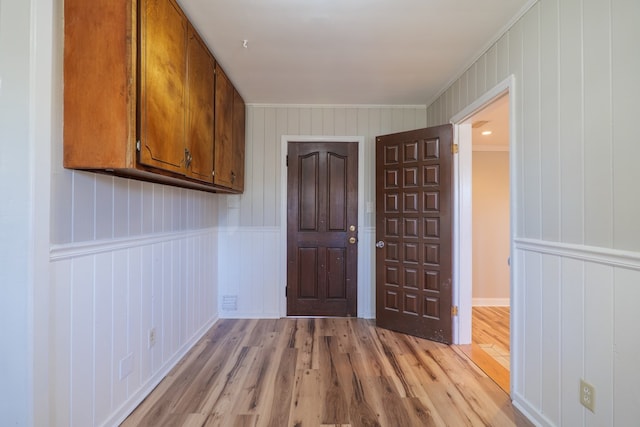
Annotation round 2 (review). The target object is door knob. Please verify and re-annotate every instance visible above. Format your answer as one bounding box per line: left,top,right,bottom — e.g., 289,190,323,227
375,240,385,248
349,237,357,244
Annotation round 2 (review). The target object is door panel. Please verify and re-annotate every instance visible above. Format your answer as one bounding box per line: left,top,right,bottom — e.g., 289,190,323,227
231,89,246,191
288,142,358,316
139,0,187,173
376,124,453,343
213,66,233,187
185,26,214,182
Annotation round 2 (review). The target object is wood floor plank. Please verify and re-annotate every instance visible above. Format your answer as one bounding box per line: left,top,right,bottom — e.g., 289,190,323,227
122,318,532,427
456,306,512,393
473,306,510,354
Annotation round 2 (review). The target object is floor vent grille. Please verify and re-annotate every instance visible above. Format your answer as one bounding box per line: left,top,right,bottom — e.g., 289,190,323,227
222,295,238,311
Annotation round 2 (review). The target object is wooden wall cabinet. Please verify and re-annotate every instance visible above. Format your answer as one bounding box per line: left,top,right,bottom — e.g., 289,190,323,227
138,0,187,176
185,27,215,183
231,87,246,192
213,66,246,193
64,0,244,193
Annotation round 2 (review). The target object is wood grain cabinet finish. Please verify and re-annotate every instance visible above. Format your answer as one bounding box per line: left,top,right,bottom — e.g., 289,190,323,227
213,66,234,189
185,27,215,183
63,0,244,193
231,88,246,192
138,0,187,175
214,67,246,192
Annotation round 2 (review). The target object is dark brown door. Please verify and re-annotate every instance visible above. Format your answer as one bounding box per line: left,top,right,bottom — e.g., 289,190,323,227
375,125,453,343
287,142,358,316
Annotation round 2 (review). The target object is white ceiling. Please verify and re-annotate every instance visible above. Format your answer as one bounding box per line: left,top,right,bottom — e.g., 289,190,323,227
180,0,531,105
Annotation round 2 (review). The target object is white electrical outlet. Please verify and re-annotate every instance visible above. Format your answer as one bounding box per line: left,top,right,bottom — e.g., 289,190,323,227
148,328,156,349
580,379,595,412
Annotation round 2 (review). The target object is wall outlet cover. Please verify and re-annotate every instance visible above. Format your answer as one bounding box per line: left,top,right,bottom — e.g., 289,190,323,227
580,379,595,413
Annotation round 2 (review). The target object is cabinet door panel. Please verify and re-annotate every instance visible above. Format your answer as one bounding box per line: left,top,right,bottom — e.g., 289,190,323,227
231,88,246,192
185,27,214,183
139,0,187,174
214,66,234,188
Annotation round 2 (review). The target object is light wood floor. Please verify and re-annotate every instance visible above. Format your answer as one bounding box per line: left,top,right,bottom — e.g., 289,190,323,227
458,306,510,393
122,318,530,427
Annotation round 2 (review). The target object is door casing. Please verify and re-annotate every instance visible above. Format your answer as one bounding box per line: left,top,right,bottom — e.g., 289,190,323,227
450,75,517,392
280,135,366,317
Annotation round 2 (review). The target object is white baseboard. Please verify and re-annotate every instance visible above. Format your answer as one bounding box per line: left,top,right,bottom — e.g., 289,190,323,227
103,316,219,427
472,298,510,307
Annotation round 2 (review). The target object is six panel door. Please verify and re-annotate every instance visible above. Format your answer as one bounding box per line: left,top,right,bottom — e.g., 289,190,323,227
287,142,358,317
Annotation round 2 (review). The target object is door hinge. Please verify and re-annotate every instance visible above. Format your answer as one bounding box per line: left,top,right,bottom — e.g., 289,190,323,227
451,305,459,316
136,140,141,152
286,155,289,167
452,143,459,154
285,287,288,297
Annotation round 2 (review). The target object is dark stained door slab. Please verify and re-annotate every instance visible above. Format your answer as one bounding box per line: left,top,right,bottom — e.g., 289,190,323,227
375,125,453,343
287,142,358,316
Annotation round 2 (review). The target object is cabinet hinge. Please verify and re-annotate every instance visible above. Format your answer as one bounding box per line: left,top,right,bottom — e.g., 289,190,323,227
136,140,141,152
452,143,459,154
451,305,459,316
212,170,215,177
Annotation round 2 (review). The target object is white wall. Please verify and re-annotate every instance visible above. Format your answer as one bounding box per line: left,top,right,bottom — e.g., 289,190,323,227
0,0,226,425
217,105,427,318
427,0,640,425
472,150,510,304
47,71,221,427
0,0,36,424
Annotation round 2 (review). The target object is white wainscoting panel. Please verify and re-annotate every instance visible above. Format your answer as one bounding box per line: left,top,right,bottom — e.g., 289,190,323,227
428,1,640,425
511,239,640,427
358,227,376,319
49,229,219,427
218,227,281,318
218,227,376,319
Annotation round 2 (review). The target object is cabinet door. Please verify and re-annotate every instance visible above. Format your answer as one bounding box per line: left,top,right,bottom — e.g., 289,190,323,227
231,88,246,192
214,66,234,188
185,26,215,183
139,0,187,174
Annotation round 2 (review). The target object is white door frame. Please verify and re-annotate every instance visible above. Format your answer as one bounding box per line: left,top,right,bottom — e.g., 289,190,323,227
279,135,366,318
450,75,517,363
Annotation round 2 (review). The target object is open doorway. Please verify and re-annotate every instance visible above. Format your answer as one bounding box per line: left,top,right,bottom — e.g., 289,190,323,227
450,76,515,394
463,94,511,392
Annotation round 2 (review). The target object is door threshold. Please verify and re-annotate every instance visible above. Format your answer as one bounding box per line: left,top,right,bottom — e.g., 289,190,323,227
453,343,510,393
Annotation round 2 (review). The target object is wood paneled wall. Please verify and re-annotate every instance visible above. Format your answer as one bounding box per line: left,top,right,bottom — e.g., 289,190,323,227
216,105,426,319
50,50,222,427
217,105,427,229
50,231,219,426
427,1,640,425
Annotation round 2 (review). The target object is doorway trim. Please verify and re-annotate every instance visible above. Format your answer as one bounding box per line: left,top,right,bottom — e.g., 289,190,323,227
450,75,517,369
280,135,366,318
